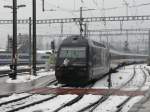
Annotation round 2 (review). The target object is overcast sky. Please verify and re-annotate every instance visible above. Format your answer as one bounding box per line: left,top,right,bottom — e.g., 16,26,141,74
0,0,150,49
0,0,150,19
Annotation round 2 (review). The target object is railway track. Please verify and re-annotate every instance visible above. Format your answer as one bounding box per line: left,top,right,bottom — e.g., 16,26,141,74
37,65,140,112
73,65,138,112
45,65,144,112
28,65,140,112
0,79,94,112
77,65,145,112
0,94,57,112
0,64,147,112
0,78,58,112
115,65,147,112
53,95,84,112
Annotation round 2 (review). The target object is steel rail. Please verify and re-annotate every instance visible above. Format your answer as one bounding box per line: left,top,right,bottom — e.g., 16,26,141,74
116,65,147,112
77,65,137,112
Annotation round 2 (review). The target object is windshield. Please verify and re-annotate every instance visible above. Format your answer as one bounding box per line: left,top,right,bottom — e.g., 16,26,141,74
59,47,86,58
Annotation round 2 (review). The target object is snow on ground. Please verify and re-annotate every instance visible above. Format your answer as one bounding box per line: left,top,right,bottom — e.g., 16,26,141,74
121,96,143,112
6,70,55,83
93,96,128,112
122,65,146,91
61,95,102,112
0,93,30,104
141,65,150,91
92,95,143,112
0,64,149,112
93,65,135,89
18,95,78,112
141,73,150,91
93,64,150,92
0,65,10,71
145,65,150,70
0,65,29,71
6,94,143,112
48,83,67,88
0,94,53,112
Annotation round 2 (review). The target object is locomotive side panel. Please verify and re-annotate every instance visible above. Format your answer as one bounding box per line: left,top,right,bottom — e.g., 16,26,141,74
90,46,110,80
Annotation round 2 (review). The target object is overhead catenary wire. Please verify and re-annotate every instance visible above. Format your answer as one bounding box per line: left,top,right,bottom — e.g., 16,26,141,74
129,2,150,8
42,0,79,18
42,0,80,31
42,0,93,34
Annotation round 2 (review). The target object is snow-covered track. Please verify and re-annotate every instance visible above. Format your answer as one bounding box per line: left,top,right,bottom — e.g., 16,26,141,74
115,65,147,112
0,94,57,112
53,95,84,112
0,94,32,107
74,65,139,112
25,65,138,112
0,64,146,112
42,79,58,87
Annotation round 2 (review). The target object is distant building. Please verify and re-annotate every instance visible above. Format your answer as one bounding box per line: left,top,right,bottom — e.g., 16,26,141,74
7,33,30,53
7,33,55,53
7,35,12,52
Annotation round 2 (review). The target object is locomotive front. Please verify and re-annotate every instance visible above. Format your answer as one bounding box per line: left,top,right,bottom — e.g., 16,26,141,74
55,36,90,85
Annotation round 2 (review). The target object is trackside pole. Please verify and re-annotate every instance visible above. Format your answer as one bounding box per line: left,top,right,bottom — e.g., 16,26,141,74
12,0,17,80
108,73,112,88
80,7,83,37
32,0,37,76
148,30,150,66
29,17,32,75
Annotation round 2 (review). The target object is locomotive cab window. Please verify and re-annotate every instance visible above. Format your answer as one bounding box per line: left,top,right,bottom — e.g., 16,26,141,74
59,47,86,58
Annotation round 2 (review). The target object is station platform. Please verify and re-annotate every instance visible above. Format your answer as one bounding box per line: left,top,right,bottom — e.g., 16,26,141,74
0,73,55,96
129,90,150,112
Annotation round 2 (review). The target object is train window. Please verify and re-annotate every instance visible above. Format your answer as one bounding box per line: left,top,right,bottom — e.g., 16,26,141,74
0,55,11,59
59,47,86,58
93,41,106,48
92,48,102,67
42,56,49,59
19,55,29,59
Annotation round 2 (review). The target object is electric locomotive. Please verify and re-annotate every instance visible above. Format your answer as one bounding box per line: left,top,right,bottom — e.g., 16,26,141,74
55,35,110,85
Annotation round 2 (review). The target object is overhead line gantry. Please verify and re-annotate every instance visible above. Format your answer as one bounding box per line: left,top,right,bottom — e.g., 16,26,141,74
1,15,150,24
